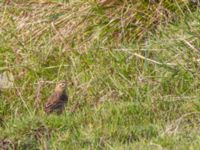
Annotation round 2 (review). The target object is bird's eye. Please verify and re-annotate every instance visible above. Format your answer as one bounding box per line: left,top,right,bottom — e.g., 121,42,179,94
60,83,65,87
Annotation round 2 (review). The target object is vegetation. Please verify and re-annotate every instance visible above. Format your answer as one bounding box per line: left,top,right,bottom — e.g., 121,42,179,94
0,0,200,149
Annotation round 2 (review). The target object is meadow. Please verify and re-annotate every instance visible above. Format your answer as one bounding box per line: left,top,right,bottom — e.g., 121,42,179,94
0,0,200,149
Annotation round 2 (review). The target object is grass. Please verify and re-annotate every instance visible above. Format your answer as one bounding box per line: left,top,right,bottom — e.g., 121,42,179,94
0,0,200,149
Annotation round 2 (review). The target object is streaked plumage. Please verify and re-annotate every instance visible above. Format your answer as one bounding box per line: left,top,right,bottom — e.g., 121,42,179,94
44,81,68,115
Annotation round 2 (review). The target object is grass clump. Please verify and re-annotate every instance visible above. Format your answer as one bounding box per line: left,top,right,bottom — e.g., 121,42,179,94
1,0,199,50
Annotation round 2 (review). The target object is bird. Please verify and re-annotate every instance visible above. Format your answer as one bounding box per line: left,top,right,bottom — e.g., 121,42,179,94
44,81,68,115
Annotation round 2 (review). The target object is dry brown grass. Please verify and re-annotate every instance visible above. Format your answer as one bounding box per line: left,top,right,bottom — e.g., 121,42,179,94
1,0,196,53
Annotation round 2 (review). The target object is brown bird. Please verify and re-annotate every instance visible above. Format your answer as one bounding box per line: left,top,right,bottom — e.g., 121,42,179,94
44,81,68,115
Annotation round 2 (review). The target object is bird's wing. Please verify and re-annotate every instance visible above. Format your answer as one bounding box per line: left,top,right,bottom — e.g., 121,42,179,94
44,91,68,114
45,93,63,109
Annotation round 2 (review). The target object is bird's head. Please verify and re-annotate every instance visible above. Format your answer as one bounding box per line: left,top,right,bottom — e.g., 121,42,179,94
55,81,67,93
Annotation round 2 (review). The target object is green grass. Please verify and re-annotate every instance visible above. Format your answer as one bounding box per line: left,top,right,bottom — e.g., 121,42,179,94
0,0,200,149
